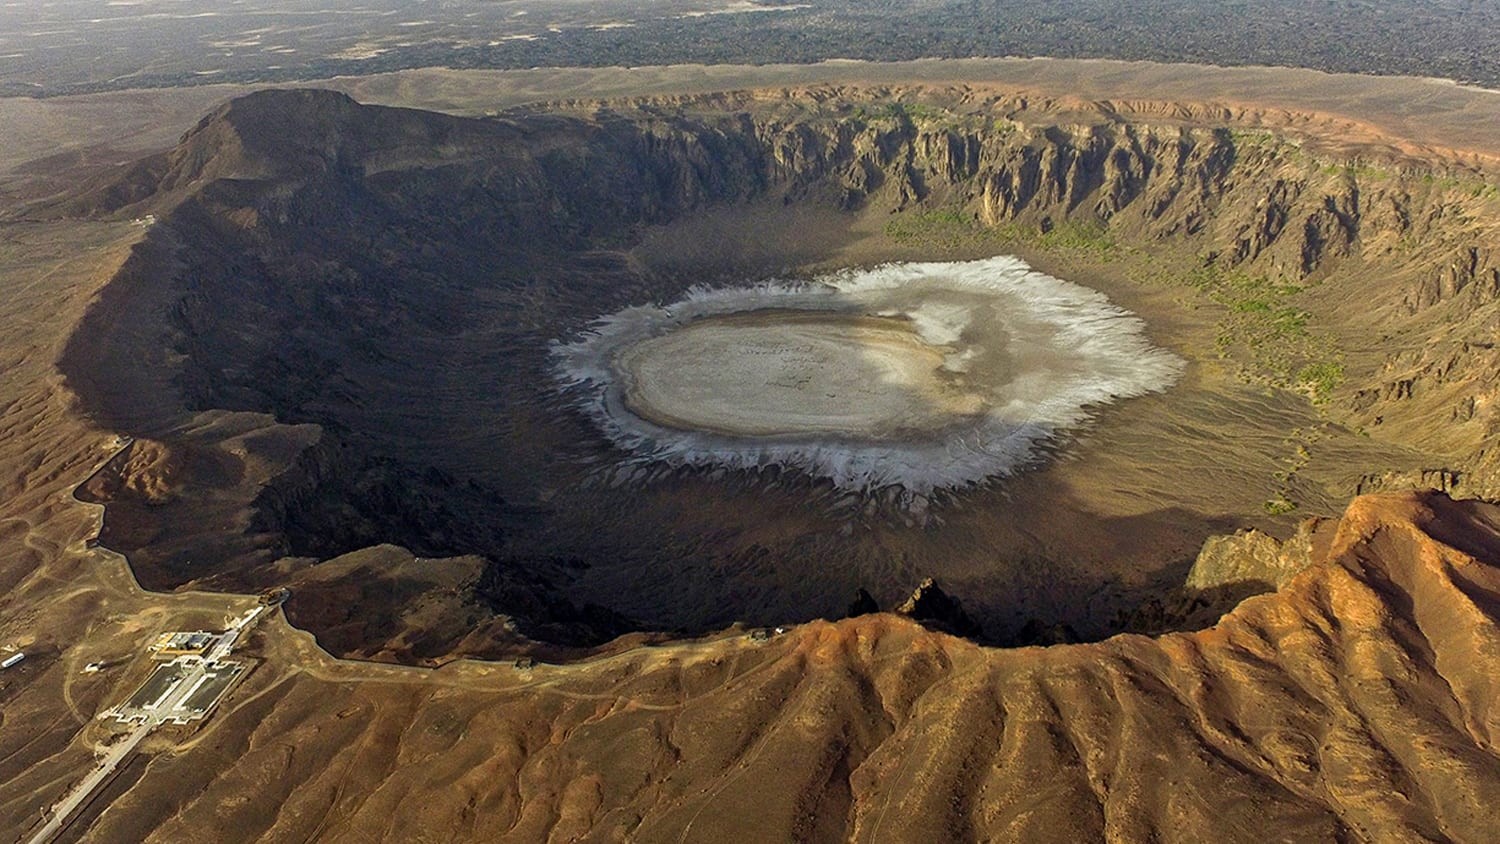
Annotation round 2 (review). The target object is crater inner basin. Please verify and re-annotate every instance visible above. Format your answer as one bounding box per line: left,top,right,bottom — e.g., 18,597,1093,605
617,310,990,439
555,256,1186,493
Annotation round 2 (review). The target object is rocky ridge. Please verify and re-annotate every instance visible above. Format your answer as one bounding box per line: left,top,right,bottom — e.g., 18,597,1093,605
73,490,1500,843
106,88,1500,439
50,86,1500,651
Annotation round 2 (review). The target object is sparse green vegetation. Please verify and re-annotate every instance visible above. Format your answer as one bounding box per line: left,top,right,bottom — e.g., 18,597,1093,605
888,202,1347,406
991,118,1018,137
852,103,903,123
1227,129,1277,146
884,208,999,249
1263,495,1299,515
1296,361,1345,403
1229,129,1304,162
885,208,1123,259
1417,172,1500,200
889,208,1343,403
984,219,1122,258
1265,428,1322,515
1034,221,1118,255
1321,161,1392,181
852,102,978,131
1176,264,1344,401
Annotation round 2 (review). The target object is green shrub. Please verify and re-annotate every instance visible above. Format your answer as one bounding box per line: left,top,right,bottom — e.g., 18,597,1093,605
1263,496,1299,515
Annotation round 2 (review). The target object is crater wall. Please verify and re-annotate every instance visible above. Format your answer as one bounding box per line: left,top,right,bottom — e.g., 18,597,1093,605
53,87,1500,652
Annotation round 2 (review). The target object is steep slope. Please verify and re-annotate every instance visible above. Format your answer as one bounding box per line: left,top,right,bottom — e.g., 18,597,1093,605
50,87,1500,650
67,86,1500,455
8,69,1500,844
63,490,1500,842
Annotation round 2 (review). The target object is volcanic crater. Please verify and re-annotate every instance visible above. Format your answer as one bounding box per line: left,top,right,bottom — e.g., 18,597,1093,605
50,85,1500,658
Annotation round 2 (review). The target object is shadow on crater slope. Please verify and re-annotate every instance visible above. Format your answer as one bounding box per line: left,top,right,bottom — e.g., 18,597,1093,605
47,86,1500,657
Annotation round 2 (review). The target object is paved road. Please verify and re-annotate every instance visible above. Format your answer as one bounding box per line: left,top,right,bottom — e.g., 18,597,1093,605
204,604,265,663
24,722,150,844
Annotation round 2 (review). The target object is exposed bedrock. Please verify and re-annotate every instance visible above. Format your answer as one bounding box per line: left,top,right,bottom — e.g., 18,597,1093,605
76,490,1500,843
52,87,1500,652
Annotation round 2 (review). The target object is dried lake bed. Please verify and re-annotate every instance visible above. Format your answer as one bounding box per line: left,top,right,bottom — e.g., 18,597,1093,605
554,256,1185,493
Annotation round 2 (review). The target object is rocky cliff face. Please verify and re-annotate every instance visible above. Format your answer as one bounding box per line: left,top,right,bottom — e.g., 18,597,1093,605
77,490,1500,843
87,89,1498,430
54,87,1500,650
84,91,1496,285
1185,521,1323,592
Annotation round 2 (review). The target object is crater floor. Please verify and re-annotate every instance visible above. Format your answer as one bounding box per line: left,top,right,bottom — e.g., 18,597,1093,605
558,257,1184,493
40,84,1490,648
619,310,980,438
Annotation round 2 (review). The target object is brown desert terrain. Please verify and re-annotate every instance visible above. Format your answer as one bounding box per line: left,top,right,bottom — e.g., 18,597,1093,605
2,59,1500,841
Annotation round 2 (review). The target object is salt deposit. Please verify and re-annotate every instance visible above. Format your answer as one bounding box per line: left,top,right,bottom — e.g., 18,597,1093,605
553,256,1184,492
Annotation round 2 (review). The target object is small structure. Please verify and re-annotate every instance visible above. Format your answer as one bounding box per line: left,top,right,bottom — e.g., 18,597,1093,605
1,652,24,669
150,631,218,659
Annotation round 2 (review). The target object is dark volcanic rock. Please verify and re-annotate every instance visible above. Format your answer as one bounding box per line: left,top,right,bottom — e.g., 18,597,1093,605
845,588,879,618
52,87,1500,652
895,577,981,638
475,556,639,647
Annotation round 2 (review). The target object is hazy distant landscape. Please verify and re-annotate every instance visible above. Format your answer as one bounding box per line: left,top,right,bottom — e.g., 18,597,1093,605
2,0,1498,96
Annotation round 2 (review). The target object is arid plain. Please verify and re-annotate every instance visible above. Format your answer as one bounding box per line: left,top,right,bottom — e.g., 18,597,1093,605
3,58,1500,842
